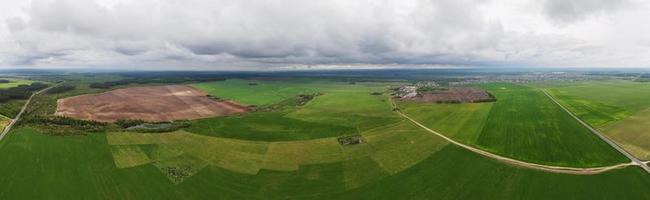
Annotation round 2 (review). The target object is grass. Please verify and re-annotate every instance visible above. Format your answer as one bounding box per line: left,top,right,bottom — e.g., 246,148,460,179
544,80,650,111
187,80,397,141
1,128,649,199
185,112,355,141
108,119,449,178
398,101,493,144
546,88,630,127
285,86,401,133
401,83,628,167
0,78,34,89
2,77,649,199
602,109,650,160
191,79,335,106
545,80,650,160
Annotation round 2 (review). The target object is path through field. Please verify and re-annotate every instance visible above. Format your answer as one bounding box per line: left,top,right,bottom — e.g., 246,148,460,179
0,83,60,141
543,89,650,174
391,98,639,175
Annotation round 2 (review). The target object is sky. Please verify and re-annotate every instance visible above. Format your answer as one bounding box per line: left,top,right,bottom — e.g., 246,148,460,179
0,0,649,70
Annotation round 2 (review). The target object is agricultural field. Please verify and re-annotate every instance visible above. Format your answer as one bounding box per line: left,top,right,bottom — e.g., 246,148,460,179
191,79,332,106
0,75,649,199
1,128,650,199
186,79,398,141
0,78,34,89
400,83,628,167
546,80,650,160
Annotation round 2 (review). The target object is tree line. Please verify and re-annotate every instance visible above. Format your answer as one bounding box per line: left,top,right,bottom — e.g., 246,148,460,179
0,82,49,102
89,77,227,89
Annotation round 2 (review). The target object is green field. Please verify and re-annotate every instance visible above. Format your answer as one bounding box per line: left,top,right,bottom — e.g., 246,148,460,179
0,78,34,89
186,80,398,141
1,77,649,199
185,112,356,141
401,83,628,167
546,80,650,160
1,128,649,199
191,79,336,105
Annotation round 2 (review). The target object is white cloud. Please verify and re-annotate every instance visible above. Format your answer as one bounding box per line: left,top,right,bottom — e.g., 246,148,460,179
0,0,648,70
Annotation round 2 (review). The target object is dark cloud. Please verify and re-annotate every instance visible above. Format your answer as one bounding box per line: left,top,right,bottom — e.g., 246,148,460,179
0,0,648,69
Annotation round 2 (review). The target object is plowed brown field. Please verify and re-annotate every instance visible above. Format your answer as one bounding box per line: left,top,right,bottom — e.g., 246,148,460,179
55,85,248,122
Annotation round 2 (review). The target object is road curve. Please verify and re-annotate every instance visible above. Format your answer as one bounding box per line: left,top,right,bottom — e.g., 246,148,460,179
390,98,635,175
542,89,650,174
0,83,61,141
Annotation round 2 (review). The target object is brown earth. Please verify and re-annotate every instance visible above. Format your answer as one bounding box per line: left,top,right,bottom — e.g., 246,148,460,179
415,87,493,103
55,85,249,122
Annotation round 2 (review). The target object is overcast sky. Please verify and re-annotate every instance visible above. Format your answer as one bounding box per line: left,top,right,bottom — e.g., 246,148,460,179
0,0,649,70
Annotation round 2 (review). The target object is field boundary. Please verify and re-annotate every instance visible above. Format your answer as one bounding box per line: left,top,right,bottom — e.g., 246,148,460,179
390,98,637,175
542,89,650,174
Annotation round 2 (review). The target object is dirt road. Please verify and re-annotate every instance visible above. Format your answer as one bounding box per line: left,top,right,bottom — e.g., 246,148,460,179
390,98,636,175
0,83,60,141
542,89,650,174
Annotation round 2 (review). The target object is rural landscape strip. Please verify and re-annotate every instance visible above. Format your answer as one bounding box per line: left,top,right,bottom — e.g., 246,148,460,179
0,83,61,141
390,99,637,175
542,89,650,174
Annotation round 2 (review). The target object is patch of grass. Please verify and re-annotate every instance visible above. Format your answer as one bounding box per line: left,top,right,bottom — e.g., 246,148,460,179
544,80,650,112
110,145,153,168
0,78,34,89
191,79,334,106
547,88,631,127
543,80,650,160
286,87,401,133
2,127,650,199
398,101,493,144
185,112,355,141
602,108,650,160
402,83,628,167
474,83,628,167
343,145,650,200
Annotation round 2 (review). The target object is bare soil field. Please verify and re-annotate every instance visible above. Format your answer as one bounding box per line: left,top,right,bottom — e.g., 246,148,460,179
412,87,493,103
55,85,249,122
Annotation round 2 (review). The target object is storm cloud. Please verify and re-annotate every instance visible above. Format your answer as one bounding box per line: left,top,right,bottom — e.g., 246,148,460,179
0,0,649,70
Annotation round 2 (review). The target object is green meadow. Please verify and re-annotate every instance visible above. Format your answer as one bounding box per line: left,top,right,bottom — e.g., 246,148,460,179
187,79,398,141
0,128,649,199
191,79,339,105
0,78,34,89
546,80,650,160
400,83,628,167
0,77,648,199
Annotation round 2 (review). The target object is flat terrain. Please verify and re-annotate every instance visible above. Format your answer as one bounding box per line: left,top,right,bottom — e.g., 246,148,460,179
546,80,650,160
55,85,249,122
0,77,649,199
186,80,398,141
191,79,329,106
0,128,649,199
0,78,34,89
401,83,628,167
410,87,492,103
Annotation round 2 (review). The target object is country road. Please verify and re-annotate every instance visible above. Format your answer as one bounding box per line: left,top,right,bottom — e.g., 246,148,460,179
542,89,650,174
390,98,637,175
0,83,61,141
